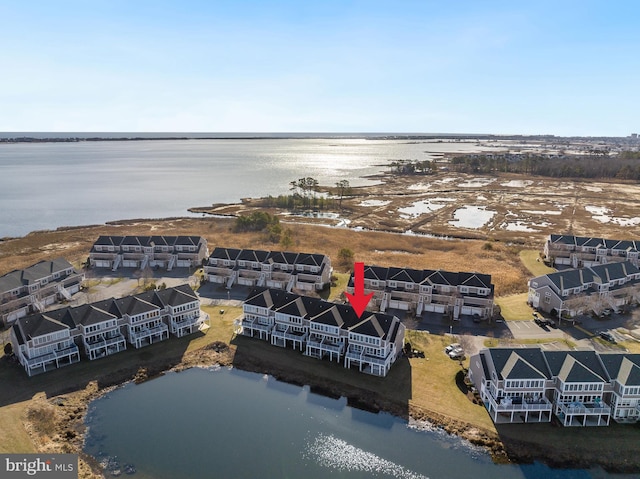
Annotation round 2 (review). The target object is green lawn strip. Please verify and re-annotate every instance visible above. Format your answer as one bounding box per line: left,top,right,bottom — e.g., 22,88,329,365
519,249,555,277
405,331,496,431
495,293,534,321
483,338,576,349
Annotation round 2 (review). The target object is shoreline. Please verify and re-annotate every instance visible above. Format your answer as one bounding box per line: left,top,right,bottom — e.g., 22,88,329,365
22,336,639,478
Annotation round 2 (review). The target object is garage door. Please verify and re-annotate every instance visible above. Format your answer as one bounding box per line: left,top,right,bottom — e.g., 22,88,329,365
389,301,409,310
123,260,138,268
177,260,191,267
95,260,110,268
461,306,473,316
424,304,445,313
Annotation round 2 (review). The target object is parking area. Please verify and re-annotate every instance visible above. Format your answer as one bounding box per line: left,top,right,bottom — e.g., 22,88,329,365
397,309,514,339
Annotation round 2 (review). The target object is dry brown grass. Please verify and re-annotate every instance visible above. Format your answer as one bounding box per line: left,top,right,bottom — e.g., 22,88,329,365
0,217,529,296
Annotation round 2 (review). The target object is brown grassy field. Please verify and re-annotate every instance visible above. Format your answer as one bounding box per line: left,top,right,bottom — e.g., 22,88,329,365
0,216,530,296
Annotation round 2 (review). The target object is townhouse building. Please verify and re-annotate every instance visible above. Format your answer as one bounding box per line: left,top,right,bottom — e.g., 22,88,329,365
0,258,84,326
469,347,640,427
345,265,494,320
527,261,640,317
544,234,640,269
204,247,331,292
241,287,405,377
10,284,207,376
89,235,208,271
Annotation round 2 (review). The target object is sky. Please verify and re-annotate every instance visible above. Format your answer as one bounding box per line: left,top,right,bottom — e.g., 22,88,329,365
1,1,638,136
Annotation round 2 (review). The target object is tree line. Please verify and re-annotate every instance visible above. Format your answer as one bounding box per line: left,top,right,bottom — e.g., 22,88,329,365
447,152,640,180
256,177,352,211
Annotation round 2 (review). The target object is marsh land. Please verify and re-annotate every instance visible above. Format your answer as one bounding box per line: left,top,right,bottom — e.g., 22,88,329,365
2,138,640,476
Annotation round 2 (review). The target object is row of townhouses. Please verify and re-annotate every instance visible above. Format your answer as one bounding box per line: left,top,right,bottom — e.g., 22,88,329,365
89,235,209,271
469,347,640,426
346,265,494,319
0,258,84,326
527,260,640,317
10,284,207,376
544,234,640,269
204,247,331,292
241,287,405,377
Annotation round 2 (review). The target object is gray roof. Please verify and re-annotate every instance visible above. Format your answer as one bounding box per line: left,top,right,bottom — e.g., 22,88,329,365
599,354,640,386
549,234,640,252
0,258,74,292
12,284,199,340
244,287,397,338
349,265,494,292
487,348,551,381
544,351,608,384
537,261,639,292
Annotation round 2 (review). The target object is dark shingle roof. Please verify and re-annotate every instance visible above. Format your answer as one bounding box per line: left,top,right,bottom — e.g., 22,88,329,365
599,354,640,386
154,284,198,307
544,351,608,383
0,258,75,292
210,247,242,261
487,348,550,381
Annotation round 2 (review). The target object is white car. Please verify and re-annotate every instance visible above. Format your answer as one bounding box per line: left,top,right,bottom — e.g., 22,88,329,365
448,347,465,359
445,343,461,354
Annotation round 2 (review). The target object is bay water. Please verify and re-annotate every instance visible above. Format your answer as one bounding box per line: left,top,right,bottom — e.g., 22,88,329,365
83,367,609,479
0,137,486,237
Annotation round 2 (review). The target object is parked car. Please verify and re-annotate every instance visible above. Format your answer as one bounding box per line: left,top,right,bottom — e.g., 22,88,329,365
448,346,465,359
444,343,461,354
599,331,616,343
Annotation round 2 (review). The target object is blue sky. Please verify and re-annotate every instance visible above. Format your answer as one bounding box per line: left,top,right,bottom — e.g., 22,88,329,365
1,1,638,135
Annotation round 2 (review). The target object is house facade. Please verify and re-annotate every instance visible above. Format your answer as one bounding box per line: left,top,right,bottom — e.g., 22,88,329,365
527,261,640,317
0,258,84,326
544,234,640,269
10,284,207,376
89,235,208,271
204,247,331,292
240,287,405,377
469,347,640,427
345,265,494,320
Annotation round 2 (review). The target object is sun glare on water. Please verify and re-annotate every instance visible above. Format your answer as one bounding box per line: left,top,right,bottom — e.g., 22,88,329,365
304,433,429,479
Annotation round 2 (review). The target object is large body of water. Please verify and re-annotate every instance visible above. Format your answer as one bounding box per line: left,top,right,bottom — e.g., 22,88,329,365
84,367,614,479
0,138,487,237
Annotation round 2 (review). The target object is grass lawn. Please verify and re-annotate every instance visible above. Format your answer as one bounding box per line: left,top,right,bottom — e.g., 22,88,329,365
0,401,36,453
519,249,555,277
495,293,534,321
405,330,495,431
621,341,640,354
319,272,350,302
483,337,576,349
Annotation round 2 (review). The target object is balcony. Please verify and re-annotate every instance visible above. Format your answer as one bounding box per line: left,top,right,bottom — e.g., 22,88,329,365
559,402,611,416
85,334,126,350
487,395,552,412
271,327,308,342
306,336,344,355
241,318,272,333
345,348,389,366
130,324,168,342
24,344,80,367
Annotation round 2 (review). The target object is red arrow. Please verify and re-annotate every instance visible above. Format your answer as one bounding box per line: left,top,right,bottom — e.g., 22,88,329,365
345,262,374,318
